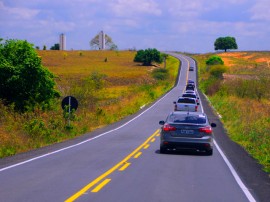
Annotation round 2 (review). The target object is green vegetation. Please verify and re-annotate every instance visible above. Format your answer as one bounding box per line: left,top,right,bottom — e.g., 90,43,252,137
206,55,224,65
134,48,163,66
193,52,270,173
0,39,60,112
214,36,238,52
0,49,179,158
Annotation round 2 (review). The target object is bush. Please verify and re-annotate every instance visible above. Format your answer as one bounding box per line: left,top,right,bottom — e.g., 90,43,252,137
206,55,224,65
209,65,227,78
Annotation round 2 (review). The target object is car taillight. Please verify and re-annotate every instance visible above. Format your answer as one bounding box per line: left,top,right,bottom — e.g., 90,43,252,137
199,126,212,134
163,124,176,131
195,105,198,111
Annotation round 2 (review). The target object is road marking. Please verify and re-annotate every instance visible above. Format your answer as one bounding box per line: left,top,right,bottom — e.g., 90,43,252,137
0,69,175,173
119,162,131,171
214,140,256,202
91,179,111,193
65,129,159,202
189,55,256,202
150,138,155,142
133,152,142,159
143,144,150,149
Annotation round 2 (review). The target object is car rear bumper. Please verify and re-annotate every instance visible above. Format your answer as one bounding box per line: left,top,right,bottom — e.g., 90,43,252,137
160,136,213,151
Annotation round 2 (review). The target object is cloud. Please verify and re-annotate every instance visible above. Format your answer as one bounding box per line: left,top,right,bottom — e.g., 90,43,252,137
0,1,39,20
250,0,270,21
110,0,162,17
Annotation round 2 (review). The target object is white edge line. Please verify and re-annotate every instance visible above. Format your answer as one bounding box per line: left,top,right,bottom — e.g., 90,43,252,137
214,140,256,202
197,78,256,201
0,61,184,172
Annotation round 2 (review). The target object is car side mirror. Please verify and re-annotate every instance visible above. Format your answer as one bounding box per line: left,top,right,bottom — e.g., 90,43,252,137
211,123,216,127
159,121,165,125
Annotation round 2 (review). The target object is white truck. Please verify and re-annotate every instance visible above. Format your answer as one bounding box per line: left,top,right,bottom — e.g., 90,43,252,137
173,97,198,112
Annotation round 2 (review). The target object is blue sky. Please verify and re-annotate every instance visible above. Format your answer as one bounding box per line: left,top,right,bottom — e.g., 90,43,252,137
0,0,269,53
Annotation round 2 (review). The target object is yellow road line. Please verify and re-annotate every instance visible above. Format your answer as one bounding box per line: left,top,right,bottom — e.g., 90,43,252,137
65,129,159,202
133,152,142,159
151,138,155,142
91,179,111,193
143,144,150,149
119,162,131,171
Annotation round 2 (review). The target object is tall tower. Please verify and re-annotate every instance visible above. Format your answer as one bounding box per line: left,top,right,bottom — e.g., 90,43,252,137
59,33,66,50
99,31,105,50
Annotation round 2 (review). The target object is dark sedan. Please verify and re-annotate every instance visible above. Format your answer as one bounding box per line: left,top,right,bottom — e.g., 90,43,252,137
159,111,216,155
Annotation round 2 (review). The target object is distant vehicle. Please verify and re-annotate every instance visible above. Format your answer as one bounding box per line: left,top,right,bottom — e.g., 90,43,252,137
187,79,195,84
186,84,195,91
174,97,198,112
182,93,199,105
159,111,216,155
185,90,197,95
189,66,194,71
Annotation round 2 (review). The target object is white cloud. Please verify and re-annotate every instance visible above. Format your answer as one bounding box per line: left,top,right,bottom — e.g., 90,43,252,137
250,0,270,21
0,1,39,20
110,0,162,17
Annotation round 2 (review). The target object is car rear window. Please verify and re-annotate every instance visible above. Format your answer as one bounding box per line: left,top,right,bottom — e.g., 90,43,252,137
182,94,196,98
168,114,206,124
177,98,196,104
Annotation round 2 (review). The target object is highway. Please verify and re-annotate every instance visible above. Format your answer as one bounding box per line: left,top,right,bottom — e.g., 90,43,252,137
0,53,265,202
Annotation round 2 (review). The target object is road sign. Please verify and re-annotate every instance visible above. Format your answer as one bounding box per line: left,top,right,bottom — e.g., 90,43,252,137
61,96,78,111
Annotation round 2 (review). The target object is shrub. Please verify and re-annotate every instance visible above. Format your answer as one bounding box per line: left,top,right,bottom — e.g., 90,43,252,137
209,65,227,78
206,55,224,65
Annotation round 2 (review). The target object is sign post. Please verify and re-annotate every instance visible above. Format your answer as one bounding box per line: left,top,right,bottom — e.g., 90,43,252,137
61,96,78,127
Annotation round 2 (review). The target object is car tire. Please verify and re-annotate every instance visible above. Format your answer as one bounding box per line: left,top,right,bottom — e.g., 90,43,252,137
205,149,213,156
160,146,167,154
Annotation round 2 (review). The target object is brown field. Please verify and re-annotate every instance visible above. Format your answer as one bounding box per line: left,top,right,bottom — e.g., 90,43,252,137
218,51,270,69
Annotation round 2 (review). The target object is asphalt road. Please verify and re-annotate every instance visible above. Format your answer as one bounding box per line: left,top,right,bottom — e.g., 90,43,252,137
1,53,269,202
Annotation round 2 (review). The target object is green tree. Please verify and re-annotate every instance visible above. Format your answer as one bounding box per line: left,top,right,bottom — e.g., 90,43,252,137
214,36,238,52
0,39,60,111
50,43,60,50
134,48,163,66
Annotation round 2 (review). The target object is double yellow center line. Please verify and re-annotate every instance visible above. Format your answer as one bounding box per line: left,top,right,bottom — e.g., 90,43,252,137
65,129,160,201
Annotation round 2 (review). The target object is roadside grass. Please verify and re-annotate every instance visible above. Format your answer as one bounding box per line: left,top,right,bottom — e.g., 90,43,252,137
193,51,270,173
0,51,179,158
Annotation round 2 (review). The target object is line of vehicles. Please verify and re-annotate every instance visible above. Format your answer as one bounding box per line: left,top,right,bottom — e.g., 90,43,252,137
159,66,216,155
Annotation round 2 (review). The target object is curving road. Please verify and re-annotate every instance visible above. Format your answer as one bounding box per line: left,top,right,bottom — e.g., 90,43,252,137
1,53,268,202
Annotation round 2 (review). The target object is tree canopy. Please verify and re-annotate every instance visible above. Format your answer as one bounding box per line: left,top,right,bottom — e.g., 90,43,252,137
214,36,238,52
134,48,163,66
0,39,60,111
50,43,60,50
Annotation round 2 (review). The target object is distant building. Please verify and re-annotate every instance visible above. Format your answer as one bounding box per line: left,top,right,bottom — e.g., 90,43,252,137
59,33,66,50
99,31,105,50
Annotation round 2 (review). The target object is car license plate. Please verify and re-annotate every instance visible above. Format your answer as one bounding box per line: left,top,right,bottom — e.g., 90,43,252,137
180,129,194,134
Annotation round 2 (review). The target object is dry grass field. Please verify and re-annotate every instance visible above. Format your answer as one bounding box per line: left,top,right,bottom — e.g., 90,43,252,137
193,51,270,173
0,50,179,158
